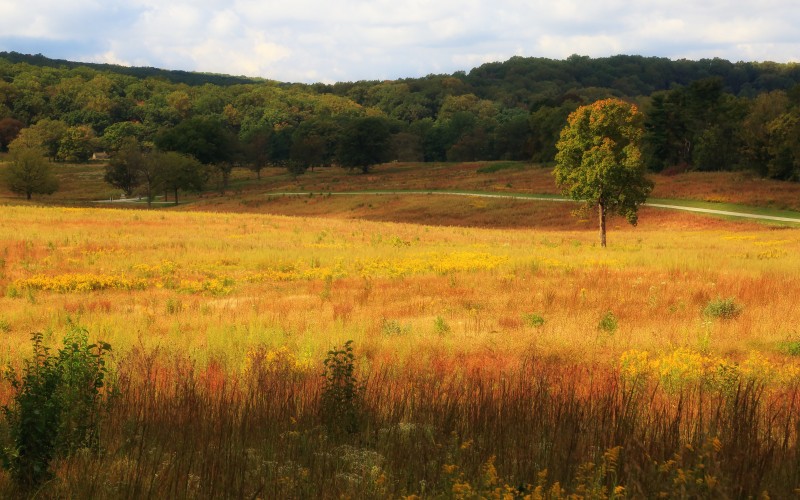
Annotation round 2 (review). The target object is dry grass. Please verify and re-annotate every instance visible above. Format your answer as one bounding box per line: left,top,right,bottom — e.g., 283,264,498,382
4,160,800,214
0,163,799,496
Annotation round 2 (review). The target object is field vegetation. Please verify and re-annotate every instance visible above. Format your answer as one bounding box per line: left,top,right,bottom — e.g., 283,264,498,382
0,185,798,496
3,50,800,497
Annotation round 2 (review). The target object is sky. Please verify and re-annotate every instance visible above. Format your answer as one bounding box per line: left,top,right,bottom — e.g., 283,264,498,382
1,0,799,84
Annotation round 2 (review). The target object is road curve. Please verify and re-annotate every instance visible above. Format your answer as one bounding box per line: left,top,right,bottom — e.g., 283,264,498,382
267,190,800,224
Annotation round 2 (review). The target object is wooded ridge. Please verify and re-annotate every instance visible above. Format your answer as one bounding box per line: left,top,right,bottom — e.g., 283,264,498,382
2,52,799,180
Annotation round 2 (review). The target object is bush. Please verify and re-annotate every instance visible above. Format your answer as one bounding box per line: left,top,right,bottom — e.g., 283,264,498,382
321,340,364,435
522,312,545,328
598,311,618,333
703,297,742,320
434,316,451,335
779,339,800,356
381,318,410,336
1,328,113,490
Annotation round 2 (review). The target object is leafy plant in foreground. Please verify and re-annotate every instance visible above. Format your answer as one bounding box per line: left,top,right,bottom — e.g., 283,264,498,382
321,340,364,435
1,328,113,490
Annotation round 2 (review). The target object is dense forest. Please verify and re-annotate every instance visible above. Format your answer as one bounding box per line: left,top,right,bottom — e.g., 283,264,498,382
2,51,800,187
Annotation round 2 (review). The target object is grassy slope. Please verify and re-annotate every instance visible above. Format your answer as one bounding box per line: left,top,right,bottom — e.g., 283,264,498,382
170,162,800,231
3,159,800,215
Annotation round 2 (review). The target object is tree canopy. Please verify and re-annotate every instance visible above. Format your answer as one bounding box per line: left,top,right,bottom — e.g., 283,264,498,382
2,52,800,183
3,142,58,200
337,117,392,173
554,98,653,247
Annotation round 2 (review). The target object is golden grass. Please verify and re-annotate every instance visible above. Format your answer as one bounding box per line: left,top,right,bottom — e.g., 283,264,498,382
1,164,800,495
1,203,798,371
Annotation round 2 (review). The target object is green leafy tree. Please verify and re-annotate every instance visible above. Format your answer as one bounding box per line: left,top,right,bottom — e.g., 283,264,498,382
57,125,95,162
3,142,58,200
103,138,162,206
155,117,238,191
290,118,341,171
104,137,145,197
738,91,790,177
290,133,324,172
101,121,147,152
389,131,424,162
240,126,272,179
337,117,391,173
766,111,800,180
154,150,206,204
530,102,579,163
554,98,653,247
13,119,69,161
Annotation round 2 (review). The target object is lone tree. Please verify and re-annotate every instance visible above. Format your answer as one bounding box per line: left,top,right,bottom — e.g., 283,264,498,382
554,98,653,247
3,143,58,200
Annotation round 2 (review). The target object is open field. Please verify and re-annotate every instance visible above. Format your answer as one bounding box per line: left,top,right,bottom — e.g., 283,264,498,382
0,198,799,496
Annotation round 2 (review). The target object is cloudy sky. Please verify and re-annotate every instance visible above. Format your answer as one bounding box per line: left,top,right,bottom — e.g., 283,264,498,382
1,0,798,83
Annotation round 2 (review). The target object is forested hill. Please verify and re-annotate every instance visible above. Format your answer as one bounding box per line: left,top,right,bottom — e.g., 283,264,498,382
465,55,800,100
0,51,263,87
2,52,800,182
320,55,800,107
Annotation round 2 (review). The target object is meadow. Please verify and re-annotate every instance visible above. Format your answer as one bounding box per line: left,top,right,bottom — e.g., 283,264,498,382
0,162,800,497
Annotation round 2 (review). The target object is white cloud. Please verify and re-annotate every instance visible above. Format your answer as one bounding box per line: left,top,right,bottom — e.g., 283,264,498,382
1,0,799,82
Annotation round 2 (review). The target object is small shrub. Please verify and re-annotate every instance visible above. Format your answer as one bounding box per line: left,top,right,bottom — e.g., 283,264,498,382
522,312,545,328
598,311,618,333
0,319,10,333
779,339,800,356
165,298,183,314
703,297,742,320
381,318,410,336
1,327,113,490
434,316,451,335
321,340,364,435
320,274,333,301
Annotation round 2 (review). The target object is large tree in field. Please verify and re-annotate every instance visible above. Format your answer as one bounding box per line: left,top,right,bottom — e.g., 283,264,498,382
3,143,58,200
554,98,653,247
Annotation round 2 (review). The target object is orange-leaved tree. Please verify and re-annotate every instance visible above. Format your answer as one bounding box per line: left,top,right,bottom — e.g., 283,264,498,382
554,98,653,247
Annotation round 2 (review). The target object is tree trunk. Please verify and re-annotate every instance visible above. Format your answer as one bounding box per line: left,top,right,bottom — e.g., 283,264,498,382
598,202,607,248
26,191,32,200
174,188,179,205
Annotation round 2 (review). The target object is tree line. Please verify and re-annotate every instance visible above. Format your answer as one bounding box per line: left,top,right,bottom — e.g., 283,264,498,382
1,53,800,201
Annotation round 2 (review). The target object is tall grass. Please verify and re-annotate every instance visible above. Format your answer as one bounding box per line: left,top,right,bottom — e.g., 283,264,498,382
0,205,798,495
1,347,796,497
